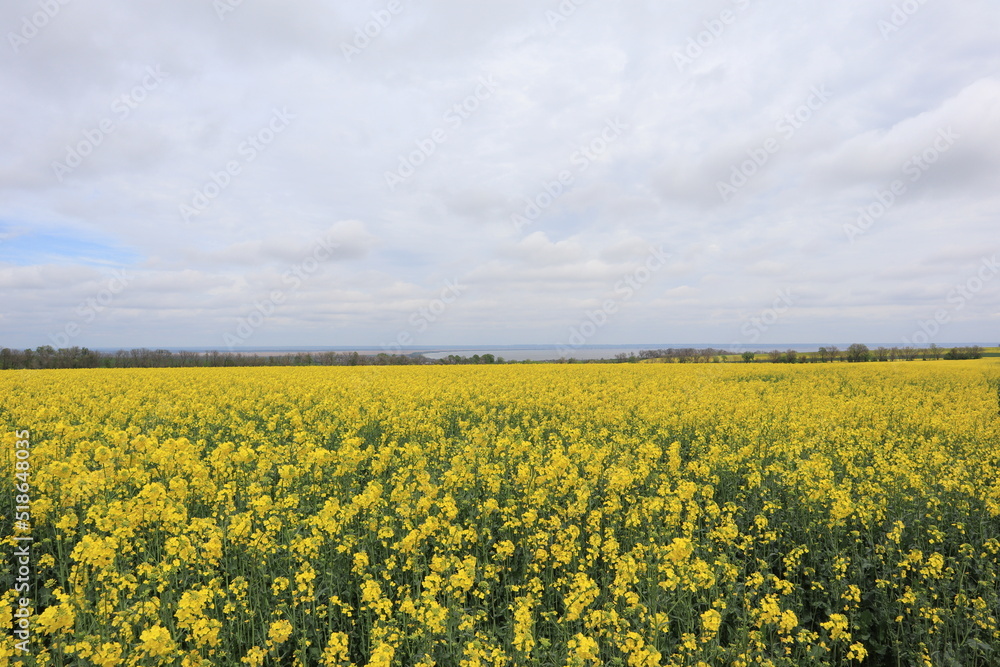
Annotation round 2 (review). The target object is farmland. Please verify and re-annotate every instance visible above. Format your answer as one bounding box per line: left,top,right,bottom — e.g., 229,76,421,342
3,361,1000,666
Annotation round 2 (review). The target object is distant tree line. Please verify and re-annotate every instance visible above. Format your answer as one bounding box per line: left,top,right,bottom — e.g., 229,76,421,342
611,344,986,364
0,346,508,370
553,348,732,364
749,344,984,364
0,344,987,370
437,353,505,364
631,348,731,363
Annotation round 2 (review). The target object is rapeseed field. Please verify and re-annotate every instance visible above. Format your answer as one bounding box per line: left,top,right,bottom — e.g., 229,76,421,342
2,361,999,666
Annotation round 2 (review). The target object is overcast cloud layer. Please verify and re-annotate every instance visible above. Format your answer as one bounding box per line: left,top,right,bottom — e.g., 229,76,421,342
2,0,998,352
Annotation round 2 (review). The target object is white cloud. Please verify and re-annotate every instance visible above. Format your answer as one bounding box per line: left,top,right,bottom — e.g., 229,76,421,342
1,0,998,348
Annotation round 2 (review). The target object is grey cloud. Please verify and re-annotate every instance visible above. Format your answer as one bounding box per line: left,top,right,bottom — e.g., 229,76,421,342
2,0,998,347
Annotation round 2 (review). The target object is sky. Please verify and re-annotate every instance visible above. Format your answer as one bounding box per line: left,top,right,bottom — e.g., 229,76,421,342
1,0,998,353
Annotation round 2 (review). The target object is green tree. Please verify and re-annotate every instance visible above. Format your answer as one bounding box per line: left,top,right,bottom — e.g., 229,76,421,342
846,343,871,363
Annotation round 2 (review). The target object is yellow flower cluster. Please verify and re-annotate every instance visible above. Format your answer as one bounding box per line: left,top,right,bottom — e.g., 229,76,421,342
0,359,998,665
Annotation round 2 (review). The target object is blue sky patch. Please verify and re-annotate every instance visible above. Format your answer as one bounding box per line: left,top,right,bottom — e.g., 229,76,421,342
0,228,139,268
